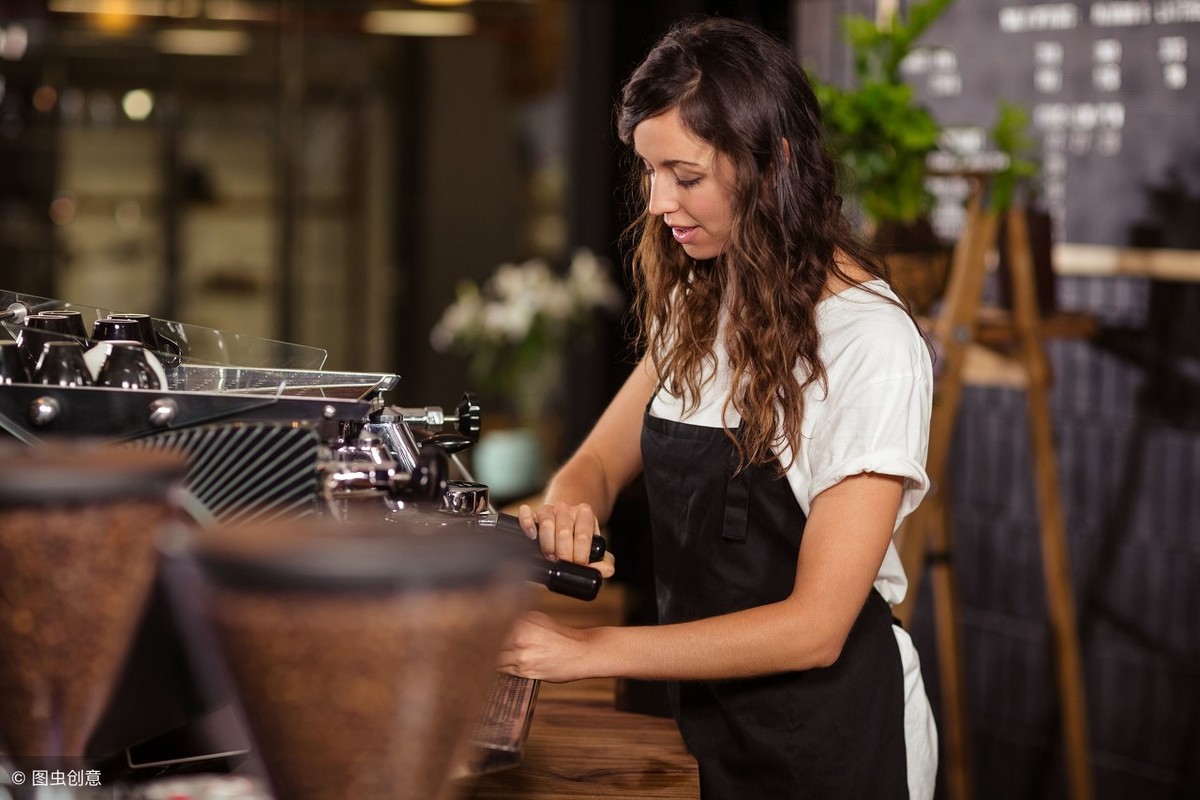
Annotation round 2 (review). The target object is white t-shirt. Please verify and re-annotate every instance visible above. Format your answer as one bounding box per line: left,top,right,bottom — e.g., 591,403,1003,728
647,279,938,800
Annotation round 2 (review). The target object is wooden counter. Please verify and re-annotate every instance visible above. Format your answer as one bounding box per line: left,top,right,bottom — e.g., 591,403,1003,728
459,585,699,800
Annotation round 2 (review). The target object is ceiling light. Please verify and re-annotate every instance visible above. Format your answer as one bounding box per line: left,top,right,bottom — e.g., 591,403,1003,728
154,28,250,56
33,86,58,112
203,0,277,22
363,10,475,37
412,0,474,6
1,24,29,60
122,88,154,120
163,0,202,17
48,0,163,34
48,0,166,16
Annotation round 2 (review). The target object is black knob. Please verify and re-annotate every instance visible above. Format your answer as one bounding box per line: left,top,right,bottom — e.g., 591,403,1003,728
455,392,481,443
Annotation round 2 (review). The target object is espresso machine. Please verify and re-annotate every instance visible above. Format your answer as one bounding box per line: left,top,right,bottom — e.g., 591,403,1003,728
0,288,604,786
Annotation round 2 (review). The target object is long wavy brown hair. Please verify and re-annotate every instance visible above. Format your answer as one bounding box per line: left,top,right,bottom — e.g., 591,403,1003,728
617,16,896,473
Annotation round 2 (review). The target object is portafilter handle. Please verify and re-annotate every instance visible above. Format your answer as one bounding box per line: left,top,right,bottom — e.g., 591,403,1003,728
483,512,607,602
435,483,605,601
491,512,607,564
539,560,604,602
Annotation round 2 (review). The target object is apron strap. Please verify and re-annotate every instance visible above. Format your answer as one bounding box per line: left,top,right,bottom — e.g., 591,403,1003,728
722,448,751,541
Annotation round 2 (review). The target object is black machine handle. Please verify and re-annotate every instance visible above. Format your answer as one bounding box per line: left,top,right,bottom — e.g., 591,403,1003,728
493,512,606,563
383,446,606,600
538,560,603,602
492,513,606,602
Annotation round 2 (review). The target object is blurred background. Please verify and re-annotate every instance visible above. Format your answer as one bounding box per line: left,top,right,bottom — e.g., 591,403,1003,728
0,1,1196,798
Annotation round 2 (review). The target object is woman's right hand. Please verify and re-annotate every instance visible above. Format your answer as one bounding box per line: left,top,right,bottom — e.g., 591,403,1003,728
518,500,616,578
511,356,657,582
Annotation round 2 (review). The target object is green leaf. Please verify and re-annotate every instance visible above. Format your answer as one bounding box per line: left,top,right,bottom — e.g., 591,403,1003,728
810,0,956,228
987,99,1041,211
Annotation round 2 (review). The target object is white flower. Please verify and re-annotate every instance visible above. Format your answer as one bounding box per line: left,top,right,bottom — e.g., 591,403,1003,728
483,298,535,342
430,283,484,351
568,248,624,312
540,282,574,322
489,262,527,300
429,248,624,409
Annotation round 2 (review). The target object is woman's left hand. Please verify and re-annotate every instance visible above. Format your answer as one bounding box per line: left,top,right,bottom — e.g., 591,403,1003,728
496,611,596,683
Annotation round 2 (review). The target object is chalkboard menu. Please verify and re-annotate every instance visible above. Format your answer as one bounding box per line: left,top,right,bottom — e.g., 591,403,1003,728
890,0,1200,249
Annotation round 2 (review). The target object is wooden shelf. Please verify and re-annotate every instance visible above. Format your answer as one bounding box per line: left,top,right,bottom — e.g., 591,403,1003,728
1054,243,1200,282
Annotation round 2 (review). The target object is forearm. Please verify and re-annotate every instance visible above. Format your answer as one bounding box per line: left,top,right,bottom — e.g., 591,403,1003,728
505,598,853,683
582,599,846,681
529,357,655,532
542,449,621,525
527,474,905,682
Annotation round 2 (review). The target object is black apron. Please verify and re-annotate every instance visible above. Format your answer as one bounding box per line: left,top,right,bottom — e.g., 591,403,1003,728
641,402,909,799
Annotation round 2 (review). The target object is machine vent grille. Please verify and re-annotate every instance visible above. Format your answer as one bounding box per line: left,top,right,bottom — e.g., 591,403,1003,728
131,423,322,525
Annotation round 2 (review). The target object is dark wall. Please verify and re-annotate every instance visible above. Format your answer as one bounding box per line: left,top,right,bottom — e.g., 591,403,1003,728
0,37,59,299
391,36,525,412
911,0,1200,250
806,0,1200,251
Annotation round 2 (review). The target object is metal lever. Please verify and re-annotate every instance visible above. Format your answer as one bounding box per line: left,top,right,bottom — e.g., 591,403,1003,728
423,432,474,455
391,392,481,444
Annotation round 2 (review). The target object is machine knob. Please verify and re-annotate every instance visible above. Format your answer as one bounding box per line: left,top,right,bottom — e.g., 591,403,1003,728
29,396,60,426
147,398,178,427
454,392,481,443
388,392,480,443
3,302,29,325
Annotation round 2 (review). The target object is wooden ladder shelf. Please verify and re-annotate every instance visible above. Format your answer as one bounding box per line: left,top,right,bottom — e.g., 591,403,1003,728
893,177,1094,800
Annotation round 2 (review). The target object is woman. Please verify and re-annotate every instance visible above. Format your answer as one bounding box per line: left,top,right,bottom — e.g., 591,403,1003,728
503,16,937,799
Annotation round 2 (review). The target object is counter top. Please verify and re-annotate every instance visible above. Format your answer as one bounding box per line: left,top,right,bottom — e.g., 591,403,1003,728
460,585,699,800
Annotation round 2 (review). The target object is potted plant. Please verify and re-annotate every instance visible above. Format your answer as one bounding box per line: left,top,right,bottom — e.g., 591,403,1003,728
989,100,1055,312
989,99,1041,214
810,0,957,313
